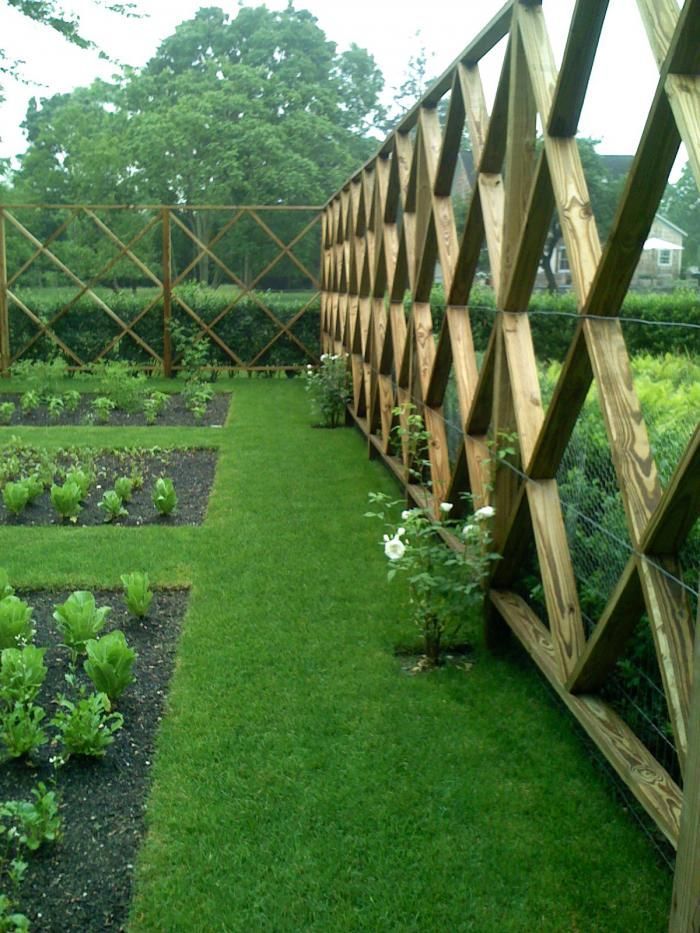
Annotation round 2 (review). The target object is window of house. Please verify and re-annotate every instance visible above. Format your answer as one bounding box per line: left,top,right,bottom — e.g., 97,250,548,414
658,249,672,266
557,246,570,272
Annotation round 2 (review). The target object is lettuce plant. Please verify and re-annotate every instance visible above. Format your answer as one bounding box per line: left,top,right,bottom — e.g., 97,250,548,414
91,396,115,423
46,395,64,422
0,646,47,706
114,476,133,502
50,481,82,522
152,477,177,516
0,570,13,600
63,389,81,413
51,691,123,760
22,474,44,504
64,468,91,500
1,783,61,851
2,482,29,516
143,391,169,425
0,896,28,931
0,402,15,425
0,702,47,759
121,572,153,618
98,490,128,523
53,591,110,658
20,390,40,414
84,631,137,702
0,597,34,650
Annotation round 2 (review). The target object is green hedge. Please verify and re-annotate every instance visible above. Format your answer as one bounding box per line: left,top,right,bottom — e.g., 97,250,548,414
7,284,321,368
427,285,700,359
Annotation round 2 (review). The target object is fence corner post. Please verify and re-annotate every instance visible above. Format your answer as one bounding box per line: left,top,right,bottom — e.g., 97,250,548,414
0,208,10,378
162,206,173,378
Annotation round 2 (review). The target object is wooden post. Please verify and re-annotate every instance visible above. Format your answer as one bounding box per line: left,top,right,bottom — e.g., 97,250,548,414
669,583,700,932
162,207,173,378
0,209,9,377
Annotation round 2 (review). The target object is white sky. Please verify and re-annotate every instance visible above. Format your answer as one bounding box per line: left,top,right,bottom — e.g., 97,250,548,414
0,0,687,175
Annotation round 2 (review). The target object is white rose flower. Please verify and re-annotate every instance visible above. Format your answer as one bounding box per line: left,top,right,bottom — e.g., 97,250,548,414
320,353,329,362
462,524,476,538
439,502,453,514
397,527,406,537
401,509,411,520
384,536,406,561
475,505,495,520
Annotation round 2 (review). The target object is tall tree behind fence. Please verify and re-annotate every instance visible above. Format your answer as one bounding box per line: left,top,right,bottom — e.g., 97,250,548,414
0,204,322,374
321,1,700,928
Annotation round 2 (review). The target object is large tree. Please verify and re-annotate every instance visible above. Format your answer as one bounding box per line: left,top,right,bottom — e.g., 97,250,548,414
661,162,700,271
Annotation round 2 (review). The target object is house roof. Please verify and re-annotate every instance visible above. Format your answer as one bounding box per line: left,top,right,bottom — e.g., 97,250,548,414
655,214,688,237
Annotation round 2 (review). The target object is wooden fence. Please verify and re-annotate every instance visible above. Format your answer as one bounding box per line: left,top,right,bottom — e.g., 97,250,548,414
320,1,700,927
0,204,322,374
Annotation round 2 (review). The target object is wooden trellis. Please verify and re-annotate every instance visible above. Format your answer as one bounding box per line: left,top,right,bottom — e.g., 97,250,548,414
321,1,700,927
0,204,322,374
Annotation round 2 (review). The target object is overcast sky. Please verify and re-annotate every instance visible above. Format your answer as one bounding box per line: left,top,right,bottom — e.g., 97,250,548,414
0,0,687,173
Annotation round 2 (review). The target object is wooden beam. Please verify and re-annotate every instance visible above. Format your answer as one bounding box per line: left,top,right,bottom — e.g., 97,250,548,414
0,210,8,377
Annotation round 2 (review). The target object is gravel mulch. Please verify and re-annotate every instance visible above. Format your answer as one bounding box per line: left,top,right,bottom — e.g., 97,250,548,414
0,393,231,428
0,448,218,527
0,587,188,931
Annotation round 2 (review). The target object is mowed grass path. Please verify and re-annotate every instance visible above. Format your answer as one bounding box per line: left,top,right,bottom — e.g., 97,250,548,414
0,380,671,931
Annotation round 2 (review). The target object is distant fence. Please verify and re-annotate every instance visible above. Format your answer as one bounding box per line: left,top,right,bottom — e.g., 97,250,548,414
0,204,322,374
321,1,700,928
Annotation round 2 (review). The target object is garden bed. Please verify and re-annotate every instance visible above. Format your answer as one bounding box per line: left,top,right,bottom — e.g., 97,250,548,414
0,447,217,527
0,587,188,931
0,393,231,428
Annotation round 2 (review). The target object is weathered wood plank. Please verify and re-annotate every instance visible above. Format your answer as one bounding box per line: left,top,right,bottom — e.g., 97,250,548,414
670,589,700,931
547,0,609,136
527,480,585,678
0,211,9,376
490,590,683,846
502,312,544,466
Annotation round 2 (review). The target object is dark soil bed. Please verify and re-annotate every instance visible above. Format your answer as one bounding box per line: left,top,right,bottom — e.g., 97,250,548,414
0,448,217,527
0,587,188,931
0,393,230,428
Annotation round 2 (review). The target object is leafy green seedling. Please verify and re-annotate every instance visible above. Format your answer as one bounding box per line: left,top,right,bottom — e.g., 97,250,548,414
2,481,29,516
46,395,65,421
1,783,61,851
91,396,115,423
0,597,34,650
0,703,47,759
64,468,91,500
63,389,81,412
0,402,15,425
114,476,134,502
23,474,44,504
121,571,153,618
0,646,47,707
98,490,128,523
50,481,82,522
52,691,123,760
152,477,177,516
84,631,137,702
20,390,40,414
53,591,110,658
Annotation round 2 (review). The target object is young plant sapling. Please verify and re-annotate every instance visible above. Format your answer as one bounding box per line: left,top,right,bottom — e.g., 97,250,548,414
50,481,82,523
91,396,116,424
46,395,65,422
63,389,81,413
114,476,134,502
52,591,110,659
0,598,34,650
152,477,177,516
51,691,123,760
0,702,47,759
0,646,47,707
121,572,153,618
3,783,62,851
64,468,91,500
19,390,40,415
98,490,128,523
2,482,29,516
0,402,15,426
84,631,137,702
22,475,44,504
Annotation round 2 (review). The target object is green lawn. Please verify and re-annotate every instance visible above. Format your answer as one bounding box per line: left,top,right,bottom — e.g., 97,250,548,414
0,379,672,931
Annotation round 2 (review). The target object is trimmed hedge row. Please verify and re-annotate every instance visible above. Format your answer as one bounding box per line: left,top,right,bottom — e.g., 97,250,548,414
7,284,321,368
7,283,700,367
